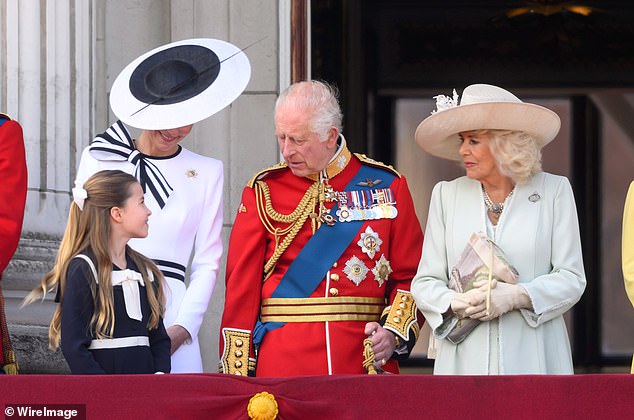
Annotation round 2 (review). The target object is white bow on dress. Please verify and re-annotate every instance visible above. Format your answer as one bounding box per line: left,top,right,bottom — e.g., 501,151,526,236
111,269,153,321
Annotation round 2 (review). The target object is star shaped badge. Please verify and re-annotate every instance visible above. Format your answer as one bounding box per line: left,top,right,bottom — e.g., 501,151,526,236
358,226,382,259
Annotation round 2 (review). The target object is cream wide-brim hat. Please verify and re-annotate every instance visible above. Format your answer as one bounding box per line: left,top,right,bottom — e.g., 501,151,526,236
414,84,561,161
110,38,251,130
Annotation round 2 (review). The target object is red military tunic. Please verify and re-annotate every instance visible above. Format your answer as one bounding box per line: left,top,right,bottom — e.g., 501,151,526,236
220,139,423,376
0,114,27,371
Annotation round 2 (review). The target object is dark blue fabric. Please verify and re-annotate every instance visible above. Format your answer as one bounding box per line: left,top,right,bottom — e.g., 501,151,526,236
60,252,171,374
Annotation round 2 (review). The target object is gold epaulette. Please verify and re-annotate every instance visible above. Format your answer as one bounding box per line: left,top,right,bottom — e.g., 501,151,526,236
247,161,288,188
354,153,401,178
382,290,419,342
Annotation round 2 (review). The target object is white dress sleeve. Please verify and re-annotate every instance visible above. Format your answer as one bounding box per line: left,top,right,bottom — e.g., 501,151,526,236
172,160,224,339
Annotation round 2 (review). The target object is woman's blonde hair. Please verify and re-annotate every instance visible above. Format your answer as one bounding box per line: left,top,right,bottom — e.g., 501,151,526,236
24,170,164,349
484,129,542,184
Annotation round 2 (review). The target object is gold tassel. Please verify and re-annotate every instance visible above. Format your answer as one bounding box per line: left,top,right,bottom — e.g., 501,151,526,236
3,350,19,374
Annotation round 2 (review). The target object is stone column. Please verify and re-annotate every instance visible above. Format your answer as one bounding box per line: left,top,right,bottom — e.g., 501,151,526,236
2,0,94,372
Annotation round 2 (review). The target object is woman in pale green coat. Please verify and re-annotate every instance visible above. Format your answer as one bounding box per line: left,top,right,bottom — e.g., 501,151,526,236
411,84,586,374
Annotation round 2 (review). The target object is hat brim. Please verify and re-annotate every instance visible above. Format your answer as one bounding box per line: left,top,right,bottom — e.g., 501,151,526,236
110,38,251,130
414,102,561,161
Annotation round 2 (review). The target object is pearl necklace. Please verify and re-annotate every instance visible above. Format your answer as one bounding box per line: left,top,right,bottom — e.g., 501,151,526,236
482,184,515,220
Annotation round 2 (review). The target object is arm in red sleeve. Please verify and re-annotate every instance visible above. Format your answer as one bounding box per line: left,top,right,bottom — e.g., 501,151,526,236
380,175,425,358
219,185,267,375
0,119,27,276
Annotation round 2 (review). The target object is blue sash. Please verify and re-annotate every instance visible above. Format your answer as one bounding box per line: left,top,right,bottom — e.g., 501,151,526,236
253,164,395,344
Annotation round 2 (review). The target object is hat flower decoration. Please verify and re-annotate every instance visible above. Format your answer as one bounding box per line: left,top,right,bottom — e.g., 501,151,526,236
432,89,459,114
415,84,561,161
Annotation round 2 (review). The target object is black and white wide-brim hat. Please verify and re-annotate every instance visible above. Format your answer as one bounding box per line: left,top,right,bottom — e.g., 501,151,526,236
415,84,561,161
110,38,251,130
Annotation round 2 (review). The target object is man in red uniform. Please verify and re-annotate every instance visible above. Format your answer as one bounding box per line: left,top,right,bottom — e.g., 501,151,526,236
0,113,27,374
220,81,423,376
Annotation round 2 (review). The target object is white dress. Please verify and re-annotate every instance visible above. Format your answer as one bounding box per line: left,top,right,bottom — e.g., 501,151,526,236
75,122,223,372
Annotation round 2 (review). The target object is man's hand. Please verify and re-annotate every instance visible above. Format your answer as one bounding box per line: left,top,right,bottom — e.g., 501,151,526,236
364,322,396,366
166,325,191,355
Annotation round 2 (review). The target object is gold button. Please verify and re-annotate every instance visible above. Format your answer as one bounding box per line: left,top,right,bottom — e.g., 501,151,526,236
396,309,404,316
235,339,243,347
234,350,243,358
401,295,409,302
329,287,339,296
234,360,242,368
393,316,401,323
331,273,340,281
399,302,406,309
234,371,242,376
333,262,338,268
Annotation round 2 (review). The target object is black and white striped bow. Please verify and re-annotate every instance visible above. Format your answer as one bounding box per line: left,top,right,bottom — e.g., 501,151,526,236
89,121,174,208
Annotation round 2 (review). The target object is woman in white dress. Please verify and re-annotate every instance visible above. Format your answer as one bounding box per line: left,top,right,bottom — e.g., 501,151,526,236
411,84,586,374
75,38,250,372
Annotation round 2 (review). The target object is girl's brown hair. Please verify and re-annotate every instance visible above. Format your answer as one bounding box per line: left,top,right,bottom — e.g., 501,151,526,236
25,170,165,349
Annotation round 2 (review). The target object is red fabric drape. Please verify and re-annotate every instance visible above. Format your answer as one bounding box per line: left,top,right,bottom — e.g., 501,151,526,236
0,373,631,419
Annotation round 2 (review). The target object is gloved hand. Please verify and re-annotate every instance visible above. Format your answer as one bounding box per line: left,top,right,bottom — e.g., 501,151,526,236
450,280,489,319
465,279,531,321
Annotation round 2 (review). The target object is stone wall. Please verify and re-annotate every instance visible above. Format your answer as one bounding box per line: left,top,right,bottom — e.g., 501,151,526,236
2,0,285,373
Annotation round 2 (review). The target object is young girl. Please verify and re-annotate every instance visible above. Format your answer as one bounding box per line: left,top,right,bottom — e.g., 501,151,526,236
25,169,170,374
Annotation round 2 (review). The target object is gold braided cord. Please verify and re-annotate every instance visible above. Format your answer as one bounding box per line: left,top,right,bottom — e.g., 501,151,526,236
262,215,308,277
255,181,319,224
254,180,320,280
363,338,378,374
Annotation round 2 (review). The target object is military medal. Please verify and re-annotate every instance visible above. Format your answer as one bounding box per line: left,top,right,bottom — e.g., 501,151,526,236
372,254,392,287
344,256,368,286
336,205,352,222
333,187,398,222
358,226,382,259
318,180,337,226
320,212,336,226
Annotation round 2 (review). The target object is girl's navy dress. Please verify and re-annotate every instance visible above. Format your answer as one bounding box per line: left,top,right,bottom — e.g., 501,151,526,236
60,251,170,374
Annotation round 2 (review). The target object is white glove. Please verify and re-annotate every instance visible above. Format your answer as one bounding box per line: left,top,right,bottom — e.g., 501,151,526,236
466,279,531,321
450,281,488,319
